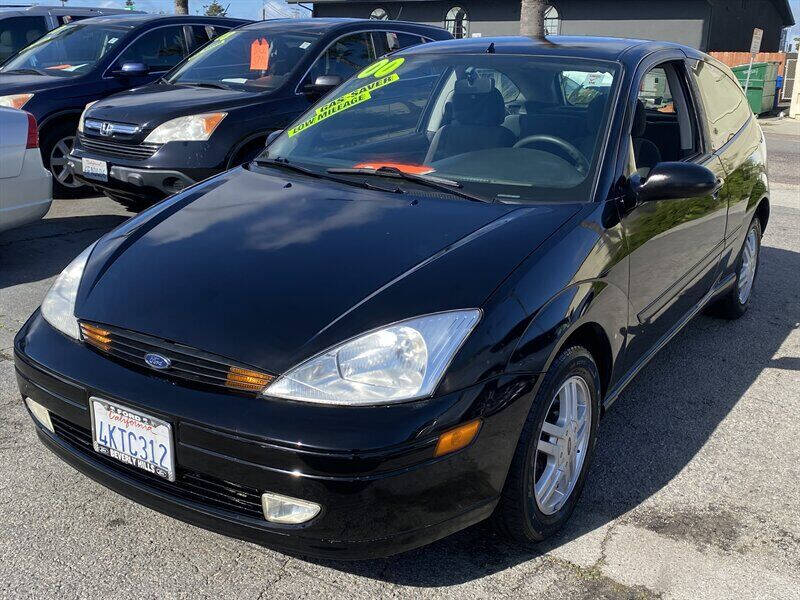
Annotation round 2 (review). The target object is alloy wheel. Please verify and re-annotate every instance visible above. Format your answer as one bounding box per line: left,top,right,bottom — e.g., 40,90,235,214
737,225,759,304
49,135,82,188
533,375,592,515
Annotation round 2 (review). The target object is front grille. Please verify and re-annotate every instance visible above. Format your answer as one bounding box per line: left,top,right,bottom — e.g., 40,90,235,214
50,414,265,520
79,134,160,160
79,322,274,395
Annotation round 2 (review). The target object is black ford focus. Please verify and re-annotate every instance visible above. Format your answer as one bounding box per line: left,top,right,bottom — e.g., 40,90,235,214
15,36,768,558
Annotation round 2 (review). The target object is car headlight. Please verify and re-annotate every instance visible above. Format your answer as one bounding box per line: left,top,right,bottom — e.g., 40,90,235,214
41,242,97,340
265,310,481,405
77,100,98,133
144,112,227,144
0,93,33,109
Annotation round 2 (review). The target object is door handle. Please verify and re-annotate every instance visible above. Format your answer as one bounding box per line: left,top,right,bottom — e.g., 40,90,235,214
712,177,724,197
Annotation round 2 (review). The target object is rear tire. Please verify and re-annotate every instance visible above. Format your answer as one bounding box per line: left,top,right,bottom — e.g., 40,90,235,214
709,217,762,319
41,121,89,198
493,345,601,544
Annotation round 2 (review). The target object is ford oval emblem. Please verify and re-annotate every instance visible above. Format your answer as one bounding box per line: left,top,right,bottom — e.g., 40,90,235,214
144,353,171,370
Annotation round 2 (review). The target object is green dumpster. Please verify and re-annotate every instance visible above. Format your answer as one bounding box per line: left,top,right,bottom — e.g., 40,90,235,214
731,62,779,115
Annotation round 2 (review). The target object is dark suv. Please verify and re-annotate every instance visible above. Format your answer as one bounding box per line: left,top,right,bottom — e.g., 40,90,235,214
0,4,142,63
68,18,450,210
0,13,248,196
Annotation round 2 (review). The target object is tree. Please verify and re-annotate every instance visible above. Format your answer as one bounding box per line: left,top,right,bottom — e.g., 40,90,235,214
204,1,227,17
174,0,188,15
519,0,547,38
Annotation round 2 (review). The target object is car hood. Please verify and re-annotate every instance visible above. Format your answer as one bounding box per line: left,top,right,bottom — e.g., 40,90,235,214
87,82,266,129
76,167,581,374
0,72,84,95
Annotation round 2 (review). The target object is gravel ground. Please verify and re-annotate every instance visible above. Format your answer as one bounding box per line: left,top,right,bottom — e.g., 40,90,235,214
0,119,798,600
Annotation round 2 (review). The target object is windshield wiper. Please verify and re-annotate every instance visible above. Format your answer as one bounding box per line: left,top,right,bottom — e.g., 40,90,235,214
326,166,490,203
253,158,404,194
180,81,230,90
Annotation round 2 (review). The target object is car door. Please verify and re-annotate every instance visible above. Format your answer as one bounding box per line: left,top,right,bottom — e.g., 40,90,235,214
620,56,728,369
300,31,377,88
110,24,191,90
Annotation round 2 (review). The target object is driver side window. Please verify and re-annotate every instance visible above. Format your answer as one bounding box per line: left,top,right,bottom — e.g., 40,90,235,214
303,33,376,86
116,26,188,72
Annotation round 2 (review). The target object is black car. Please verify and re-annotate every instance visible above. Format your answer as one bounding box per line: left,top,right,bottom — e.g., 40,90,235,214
0,13,248,196
68,18,450,210
15,36,768,558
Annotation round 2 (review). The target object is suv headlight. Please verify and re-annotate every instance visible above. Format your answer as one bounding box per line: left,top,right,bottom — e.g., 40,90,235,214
0,93,33,109
77,100,98,133
144,112,227,144
41,242,97,340
265,310,481,405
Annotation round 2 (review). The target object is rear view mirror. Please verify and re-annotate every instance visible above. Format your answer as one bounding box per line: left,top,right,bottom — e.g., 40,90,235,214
113,62,149,77
632,161,720,202
303,75,342,98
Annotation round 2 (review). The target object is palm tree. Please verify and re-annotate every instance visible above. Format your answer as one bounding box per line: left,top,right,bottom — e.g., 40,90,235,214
519,0,547,38
174,0,189,15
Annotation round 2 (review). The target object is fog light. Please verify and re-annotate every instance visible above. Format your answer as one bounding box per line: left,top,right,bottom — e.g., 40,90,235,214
25,398,54,433
261,492,320,524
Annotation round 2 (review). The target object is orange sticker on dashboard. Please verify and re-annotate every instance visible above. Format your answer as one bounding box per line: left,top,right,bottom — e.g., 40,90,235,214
250,38,270,71
353,162,435,175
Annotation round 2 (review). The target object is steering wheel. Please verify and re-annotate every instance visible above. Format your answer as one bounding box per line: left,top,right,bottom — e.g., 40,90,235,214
513,134,590,174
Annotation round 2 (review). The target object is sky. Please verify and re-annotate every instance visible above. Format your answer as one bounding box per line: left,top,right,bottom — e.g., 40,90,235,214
25,0,800,43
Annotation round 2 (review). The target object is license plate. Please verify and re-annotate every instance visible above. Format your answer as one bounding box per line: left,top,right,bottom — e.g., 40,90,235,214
82,157,108,182
90,398,175,481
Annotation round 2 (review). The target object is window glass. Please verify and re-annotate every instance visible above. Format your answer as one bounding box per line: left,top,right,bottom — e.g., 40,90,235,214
638,67,675,113
264,55,620,203
386,32,423,52
1,23,126,77
168,29,319,91
0,16,48,62
444,6,469,38
303,33,376,85
189,24,229,49
117,25,187,71
692,61,751,150
561,70,614,106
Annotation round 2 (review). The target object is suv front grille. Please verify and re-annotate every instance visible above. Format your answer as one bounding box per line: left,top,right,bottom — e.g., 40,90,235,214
79,134,160,160
50,414,265,520
79,322,274,395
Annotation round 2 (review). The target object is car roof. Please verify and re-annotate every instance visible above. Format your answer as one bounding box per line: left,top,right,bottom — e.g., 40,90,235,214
73,13,250,29
399,35,704,63
0,5,137,16
238,17,449,38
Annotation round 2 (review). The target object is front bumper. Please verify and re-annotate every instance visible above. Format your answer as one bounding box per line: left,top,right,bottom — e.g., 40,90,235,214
15,313,533,559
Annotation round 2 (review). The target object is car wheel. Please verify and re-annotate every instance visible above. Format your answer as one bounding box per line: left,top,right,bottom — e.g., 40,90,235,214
41,122,89,198
493,344,601,544
710,217,762,319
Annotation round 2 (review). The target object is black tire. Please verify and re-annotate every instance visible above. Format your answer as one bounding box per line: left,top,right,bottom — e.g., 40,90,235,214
709,217,762,320
102,191,152,213
40,121,90,198
492,345,601,544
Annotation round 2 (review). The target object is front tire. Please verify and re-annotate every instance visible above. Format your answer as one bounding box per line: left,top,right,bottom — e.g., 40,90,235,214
493,345,601,544
41,122,89,198
710,217,762,319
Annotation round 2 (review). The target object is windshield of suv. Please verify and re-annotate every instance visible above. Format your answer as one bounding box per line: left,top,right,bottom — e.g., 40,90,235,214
167,28,320,91
263,54,620,203
1,23,129,77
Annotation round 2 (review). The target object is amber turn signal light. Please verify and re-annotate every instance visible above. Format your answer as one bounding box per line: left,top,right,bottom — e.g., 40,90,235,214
434,419,481,457
80,323,112,352
226,366,274,393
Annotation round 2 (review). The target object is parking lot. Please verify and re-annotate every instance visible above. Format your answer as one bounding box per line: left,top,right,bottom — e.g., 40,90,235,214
0,119,798,600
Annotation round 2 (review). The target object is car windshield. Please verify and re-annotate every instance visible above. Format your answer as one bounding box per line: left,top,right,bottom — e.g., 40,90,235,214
166,28,320,91
1,23,128,77
263,54,620,203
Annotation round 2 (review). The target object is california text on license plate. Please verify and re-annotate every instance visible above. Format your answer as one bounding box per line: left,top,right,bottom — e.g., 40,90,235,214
90,398,175,481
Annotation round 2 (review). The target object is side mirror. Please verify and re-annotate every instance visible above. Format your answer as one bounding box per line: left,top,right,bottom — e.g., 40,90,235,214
265,130,283,147
113,62,149,77
303,74,342,98
632,161,721,203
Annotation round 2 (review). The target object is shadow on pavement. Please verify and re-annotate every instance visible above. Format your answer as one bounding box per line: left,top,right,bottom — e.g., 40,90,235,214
310,243,800,586
0,214,128,289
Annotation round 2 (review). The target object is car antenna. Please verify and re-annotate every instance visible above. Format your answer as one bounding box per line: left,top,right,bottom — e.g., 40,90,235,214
486,42,495,54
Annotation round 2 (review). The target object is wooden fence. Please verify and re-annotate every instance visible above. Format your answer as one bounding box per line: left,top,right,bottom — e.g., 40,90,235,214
709,51,788,76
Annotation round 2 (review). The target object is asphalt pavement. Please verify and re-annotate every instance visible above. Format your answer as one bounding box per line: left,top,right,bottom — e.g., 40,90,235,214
0,119,798,600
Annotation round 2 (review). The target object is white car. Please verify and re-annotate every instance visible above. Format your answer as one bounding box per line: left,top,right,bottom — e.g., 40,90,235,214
0,106,51,233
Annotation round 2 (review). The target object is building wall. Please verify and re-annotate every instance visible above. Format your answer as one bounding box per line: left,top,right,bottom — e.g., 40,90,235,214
310,0,787,52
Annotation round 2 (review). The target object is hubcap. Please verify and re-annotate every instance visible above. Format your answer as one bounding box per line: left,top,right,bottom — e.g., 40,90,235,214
49,135,82,188
533,375,591,515
737,225,759,304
